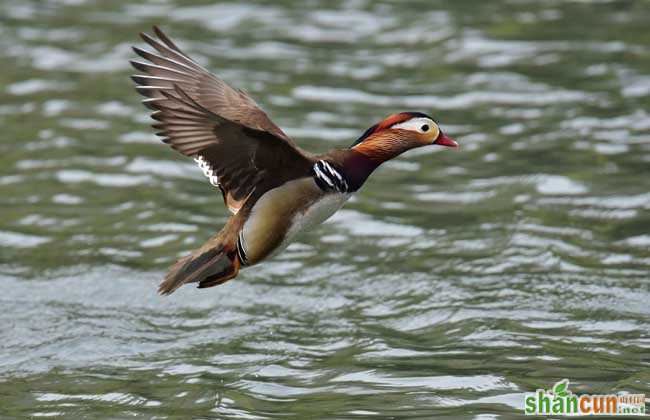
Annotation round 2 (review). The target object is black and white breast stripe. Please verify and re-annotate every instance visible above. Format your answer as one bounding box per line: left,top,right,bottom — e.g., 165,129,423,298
312,160,349,193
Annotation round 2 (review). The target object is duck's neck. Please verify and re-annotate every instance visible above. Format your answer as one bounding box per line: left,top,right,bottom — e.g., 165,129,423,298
320,148,381,192
327,133,420,192
340,149,381,191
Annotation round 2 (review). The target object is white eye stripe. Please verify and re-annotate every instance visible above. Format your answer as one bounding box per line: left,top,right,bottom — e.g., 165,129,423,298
391,117,437,134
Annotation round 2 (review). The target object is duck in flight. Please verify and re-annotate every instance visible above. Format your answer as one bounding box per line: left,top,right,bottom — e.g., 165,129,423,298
130,27,458,295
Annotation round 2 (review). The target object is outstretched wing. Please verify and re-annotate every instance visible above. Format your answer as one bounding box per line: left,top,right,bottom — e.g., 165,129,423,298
130,26,313,213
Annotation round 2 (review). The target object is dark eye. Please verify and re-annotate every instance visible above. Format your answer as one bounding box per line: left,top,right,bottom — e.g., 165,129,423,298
421,124,429,132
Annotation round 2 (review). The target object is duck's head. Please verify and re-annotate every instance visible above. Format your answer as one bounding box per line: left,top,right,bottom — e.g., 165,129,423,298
351,112,457,162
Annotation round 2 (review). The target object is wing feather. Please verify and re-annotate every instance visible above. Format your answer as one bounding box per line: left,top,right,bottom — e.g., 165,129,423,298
130,27,314,213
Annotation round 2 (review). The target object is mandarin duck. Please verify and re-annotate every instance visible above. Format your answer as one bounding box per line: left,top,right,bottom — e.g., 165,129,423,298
130,27,458,295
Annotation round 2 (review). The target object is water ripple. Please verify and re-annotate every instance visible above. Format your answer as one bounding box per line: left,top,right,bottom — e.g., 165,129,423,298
1,0,649,418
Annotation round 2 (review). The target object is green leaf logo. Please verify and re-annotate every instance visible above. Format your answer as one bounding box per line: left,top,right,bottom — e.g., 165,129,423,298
553,379,570,397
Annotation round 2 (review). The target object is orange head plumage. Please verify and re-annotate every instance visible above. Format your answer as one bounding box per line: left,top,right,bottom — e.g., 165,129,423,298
350,112,457,162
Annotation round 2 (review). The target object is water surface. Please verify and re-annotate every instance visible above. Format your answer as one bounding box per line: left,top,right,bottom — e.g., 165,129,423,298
1,0,649,418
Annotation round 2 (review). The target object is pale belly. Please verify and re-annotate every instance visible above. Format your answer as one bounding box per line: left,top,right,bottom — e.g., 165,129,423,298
240,177,350,264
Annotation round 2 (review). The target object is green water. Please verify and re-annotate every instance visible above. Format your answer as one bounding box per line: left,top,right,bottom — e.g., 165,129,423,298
1,0,649,418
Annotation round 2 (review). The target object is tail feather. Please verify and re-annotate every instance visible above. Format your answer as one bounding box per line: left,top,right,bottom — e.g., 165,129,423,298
158,245,240,295
159,212,245,295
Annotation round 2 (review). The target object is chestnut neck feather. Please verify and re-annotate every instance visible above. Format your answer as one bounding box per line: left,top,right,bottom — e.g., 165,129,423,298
352,131,422,163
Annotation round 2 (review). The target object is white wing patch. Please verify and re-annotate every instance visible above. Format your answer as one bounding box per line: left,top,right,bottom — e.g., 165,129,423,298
194,155,219,187
194,154,241,215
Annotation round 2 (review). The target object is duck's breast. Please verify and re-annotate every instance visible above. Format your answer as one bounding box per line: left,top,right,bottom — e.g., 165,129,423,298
240,178,350,264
